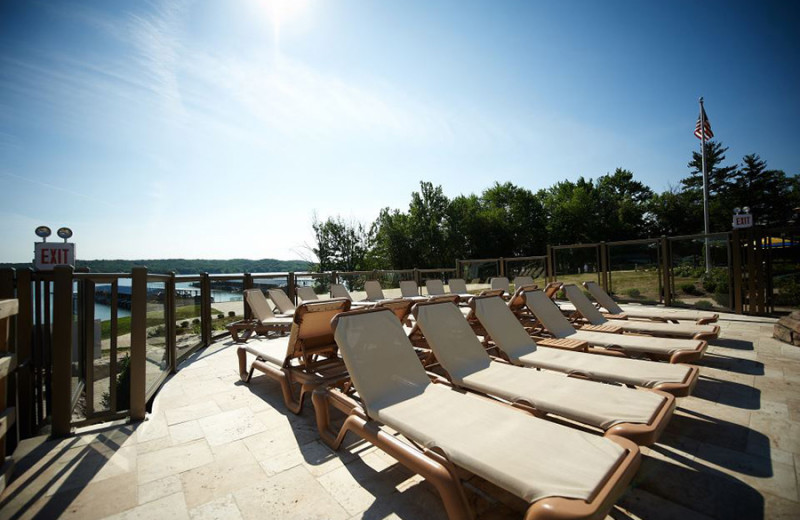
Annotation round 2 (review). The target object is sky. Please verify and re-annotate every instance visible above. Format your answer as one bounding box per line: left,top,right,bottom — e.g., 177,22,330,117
1,0,798,263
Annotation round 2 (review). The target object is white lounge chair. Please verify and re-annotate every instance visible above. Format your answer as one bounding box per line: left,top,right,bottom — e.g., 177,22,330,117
523,289,708,363
314,307,641,520
472,295,699,397
583,281,719,324
296,286,319,302
414,300,675,446
267,288,296,316
562,284,720,340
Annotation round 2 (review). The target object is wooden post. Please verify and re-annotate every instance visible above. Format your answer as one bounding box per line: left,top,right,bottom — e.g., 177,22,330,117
287,272,296,304
546,246,554,283
201,273,211,346
129,267,147,422
661,237,671,307
599,243,608,290
51,266,73,437
731,229,743,313
15,269,32,439
82,276,95,417
498,258,505,277
0,297,19,491
167,273,177,374
242,273,252,320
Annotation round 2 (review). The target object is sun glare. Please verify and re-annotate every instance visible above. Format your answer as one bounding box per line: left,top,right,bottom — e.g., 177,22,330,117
260,0,309,43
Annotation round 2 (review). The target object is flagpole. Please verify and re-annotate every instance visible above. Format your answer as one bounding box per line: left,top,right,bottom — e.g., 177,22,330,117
699,97,711,274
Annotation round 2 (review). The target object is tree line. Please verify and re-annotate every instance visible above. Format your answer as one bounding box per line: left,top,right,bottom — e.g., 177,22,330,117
0,258,311,274
313,141,799,271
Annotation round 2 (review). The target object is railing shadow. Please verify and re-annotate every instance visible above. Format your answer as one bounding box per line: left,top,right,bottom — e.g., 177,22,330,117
691,375,761,409
695,352,764,376
665,408,771,477
710,337,754,350
618,452,764,519
0,424,137,519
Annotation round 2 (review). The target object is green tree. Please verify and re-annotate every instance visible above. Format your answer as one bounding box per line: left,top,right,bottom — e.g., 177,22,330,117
731,154,796,226
311,215,373,273
682,141,739,231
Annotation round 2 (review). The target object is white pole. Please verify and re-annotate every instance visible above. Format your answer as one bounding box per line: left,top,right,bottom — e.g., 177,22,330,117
700,97,711,274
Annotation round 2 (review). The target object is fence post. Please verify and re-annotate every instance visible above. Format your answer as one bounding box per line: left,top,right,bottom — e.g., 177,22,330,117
51,265,73,437
287,272,296,304
129,267,147,422
498,258,505,277
599,243,608,290
201,273,211,345
14,269,32,439
242,273,253,320
661,237,671,307
731,229,743,314
546,246,554,283
167,272,177,374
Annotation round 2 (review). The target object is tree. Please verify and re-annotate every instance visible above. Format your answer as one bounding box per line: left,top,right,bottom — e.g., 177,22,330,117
311,215,373,273
682,141,739,231
731,154,796,226
647,187,702,236
594,169,654,241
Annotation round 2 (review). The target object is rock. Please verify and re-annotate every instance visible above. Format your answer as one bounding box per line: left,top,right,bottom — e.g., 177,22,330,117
778,316,800,333
774,324,793,344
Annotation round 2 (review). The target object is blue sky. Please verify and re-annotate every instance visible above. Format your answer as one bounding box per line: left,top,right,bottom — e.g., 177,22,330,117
1,0,798,262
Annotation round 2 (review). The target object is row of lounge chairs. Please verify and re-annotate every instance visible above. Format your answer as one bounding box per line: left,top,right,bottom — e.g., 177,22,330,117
232,283,717,519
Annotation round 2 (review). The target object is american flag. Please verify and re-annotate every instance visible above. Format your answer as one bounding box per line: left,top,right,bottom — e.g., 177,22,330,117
694,105,713,140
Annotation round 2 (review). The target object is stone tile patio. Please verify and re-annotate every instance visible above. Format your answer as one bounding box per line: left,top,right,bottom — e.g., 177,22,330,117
1,307,798,519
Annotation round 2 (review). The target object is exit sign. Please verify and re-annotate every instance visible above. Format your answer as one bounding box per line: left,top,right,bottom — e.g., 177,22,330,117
732,213,753,229
34,243,76,271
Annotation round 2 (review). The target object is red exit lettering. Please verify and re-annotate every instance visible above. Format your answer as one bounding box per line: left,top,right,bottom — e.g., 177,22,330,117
40,248,68,264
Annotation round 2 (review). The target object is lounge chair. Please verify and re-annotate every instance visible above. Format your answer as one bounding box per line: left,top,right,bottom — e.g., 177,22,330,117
376,298,414,327
562,284,720,340
226,289,293,343
296,286,319,302
314,307,641,520
399,280,428,302
424,279,447,296
472,295,699,397
414,300,675,445
364,280,388,302
267,288,296,316
330,283,374,308
490,276,511,297
507,283,539,319
583,281,719,324
237,299,351,413
446,278,474,299
524,289,708,363
514,275,535,288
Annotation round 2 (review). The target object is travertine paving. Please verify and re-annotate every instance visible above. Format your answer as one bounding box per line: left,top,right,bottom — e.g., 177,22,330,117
1,306,798,519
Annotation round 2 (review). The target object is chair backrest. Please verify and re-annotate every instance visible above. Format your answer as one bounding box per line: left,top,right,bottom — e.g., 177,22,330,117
364,280,385,301
268,288,296,314
490,277,511,294
285,299,351,361
478,288,505,298
544,282,563,299
522,290,576,338
330,283,352,301
332,309,431,416
413,301,491,383
562,284,606,325
472,296,538,363
583,281,623,314
296,286,319,302
244,289,276,321
514,276,534,288
425,279,446,295
507,283,539,312
448,278,468,294
399,280,420,298
376,298,414,323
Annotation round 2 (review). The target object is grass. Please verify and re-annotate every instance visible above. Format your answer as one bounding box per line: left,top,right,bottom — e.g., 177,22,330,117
100,304,223,340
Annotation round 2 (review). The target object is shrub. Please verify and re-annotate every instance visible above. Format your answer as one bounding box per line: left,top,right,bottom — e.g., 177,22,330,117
695,300,713,309
217,313,224,319
192,318,201,325
228,311,236,317
180,321,189,328
775,277,800,306
101,354,131,411
680,283,701,296
556,290,566,300
625,288,641,298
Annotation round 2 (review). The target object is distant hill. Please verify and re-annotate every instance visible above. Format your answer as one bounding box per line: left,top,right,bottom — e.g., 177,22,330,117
0,258,312,274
